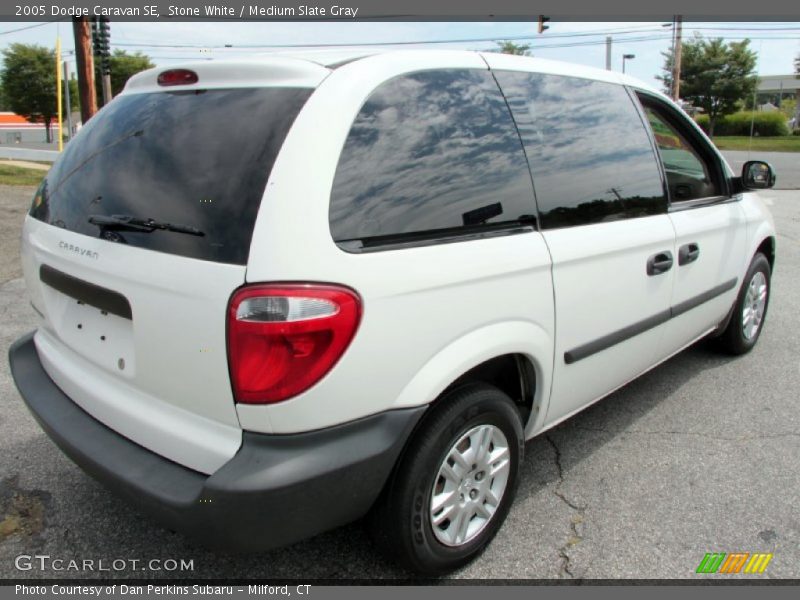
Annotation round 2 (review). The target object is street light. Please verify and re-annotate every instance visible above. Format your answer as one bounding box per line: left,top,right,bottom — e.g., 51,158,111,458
622,53,636,74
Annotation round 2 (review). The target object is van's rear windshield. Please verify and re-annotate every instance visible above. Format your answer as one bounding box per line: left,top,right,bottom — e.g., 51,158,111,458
30,87,312,265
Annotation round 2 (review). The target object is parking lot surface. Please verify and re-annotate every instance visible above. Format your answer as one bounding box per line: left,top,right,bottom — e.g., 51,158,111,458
0,185,798,580
722,151,800,190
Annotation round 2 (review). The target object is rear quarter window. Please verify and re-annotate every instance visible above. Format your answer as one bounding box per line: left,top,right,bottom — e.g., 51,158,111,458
329,69,536,248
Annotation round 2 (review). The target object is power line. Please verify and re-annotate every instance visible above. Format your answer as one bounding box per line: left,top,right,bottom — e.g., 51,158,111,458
0,20,60,36
690,25,800,31
115,22,665,43
109,24,689,50
110,28,671,49
110,31,800,58
485,33,800,48
109,24,800,52
114,37,660,57
3,20,800,43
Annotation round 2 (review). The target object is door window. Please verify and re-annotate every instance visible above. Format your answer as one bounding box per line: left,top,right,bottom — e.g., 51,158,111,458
640,98,723,202
493,71,666,229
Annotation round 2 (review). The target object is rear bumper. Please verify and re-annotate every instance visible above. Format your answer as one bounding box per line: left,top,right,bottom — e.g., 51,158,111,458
8,331,425,551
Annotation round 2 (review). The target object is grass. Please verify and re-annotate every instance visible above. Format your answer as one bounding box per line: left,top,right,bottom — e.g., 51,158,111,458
0,164,46,186
710,136,800,152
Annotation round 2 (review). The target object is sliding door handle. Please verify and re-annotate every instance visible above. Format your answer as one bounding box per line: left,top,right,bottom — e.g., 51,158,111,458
678,243,700,265
647,251,674,276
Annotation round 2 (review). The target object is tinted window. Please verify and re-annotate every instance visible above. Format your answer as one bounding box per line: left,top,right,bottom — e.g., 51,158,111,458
643,103,721,201
31,87,312,265
494,71,666,229
329,70,536,245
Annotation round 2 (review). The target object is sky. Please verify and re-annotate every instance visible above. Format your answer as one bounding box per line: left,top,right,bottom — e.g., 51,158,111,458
1,20,799,90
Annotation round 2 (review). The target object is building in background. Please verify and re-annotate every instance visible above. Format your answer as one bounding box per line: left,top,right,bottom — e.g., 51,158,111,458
0,112,46,144
0,111,82,145
757,74,800,122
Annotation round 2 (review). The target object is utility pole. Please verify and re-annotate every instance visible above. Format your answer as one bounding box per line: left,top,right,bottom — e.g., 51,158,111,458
55,36,62,150
63,62,73,141
72,17,97,124
92,16,112,105
605,36,612,71
537,15,550,34
672,15,683,101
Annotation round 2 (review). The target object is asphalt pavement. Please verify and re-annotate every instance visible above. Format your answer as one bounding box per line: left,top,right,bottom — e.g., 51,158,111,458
722,151,800,190
0,187,798,580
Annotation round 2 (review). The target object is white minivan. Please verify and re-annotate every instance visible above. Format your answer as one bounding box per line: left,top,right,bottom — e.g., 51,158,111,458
9,50,776,574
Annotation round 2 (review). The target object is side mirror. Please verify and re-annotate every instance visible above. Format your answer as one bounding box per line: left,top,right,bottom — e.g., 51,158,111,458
741,161,776,190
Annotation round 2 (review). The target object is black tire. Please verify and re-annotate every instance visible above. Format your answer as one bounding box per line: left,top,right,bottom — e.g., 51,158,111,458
367,383,524,575
715,252,771,355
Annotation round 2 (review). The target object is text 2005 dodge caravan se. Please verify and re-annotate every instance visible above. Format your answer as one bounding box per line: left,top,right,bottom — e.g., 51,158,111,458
9,51,776,574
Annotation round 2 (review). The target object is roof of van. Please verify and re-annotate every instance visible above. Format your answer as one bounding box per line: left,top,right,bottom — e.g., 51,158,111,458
123,49,662,97
268,48,380,67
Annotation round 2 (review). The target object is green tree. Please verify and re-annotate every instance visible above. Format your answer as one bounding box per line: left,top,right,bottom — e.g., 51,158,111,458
0,43,63,142
658,35,758,136
494,41,532,56
95,50,154,106
779,97,796,120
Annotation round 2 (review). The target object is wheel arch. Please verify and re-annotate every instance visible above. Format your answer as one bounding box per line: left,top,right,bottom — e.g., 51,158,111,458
441,354,536,426
755,235,776,271
712,233,775,340
391,321,553,437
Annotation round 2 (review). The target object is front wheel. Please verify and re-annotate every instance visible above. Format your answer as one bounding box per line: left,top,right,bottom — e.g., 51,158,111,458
367,383,524,575
715,252,771,355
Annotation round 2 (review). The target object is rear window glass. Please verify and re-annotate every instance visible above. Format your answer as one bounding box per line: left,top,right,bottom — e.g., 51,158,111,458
30,87,312,265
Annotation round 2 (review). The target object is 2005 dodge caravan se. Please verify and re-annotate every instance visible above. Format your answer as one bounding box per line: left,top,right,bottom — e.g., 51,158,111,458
9,50,776,574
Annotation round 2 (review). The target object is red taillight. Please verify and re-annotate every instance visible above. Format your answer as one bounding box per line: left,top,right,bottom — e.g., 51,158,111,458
157,69,198,86
227,284,361,404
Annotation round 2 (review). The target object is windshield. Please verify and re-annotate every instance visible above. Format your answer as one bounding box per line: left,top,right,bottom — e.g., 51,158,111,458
31,87,312,264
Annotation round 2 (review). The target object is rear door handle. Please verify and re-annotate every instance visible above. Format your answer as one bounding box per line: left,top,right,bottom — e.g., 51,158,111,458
647,251,674,276
678,242,700,266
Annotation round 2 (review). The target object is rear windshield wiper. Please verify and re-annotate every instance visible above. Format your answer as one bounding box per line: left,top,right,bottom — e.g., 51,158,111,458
88,214,204,236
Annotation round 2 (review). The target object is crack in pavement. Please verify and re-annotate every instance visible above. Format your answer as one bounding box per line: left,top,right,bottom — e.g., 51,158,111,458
545,435,587,579
574,426,800,442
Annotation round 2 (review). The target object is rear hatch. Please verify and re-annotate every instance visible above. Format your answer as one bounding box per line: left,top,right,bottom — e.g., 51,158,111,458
20,59,325,473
